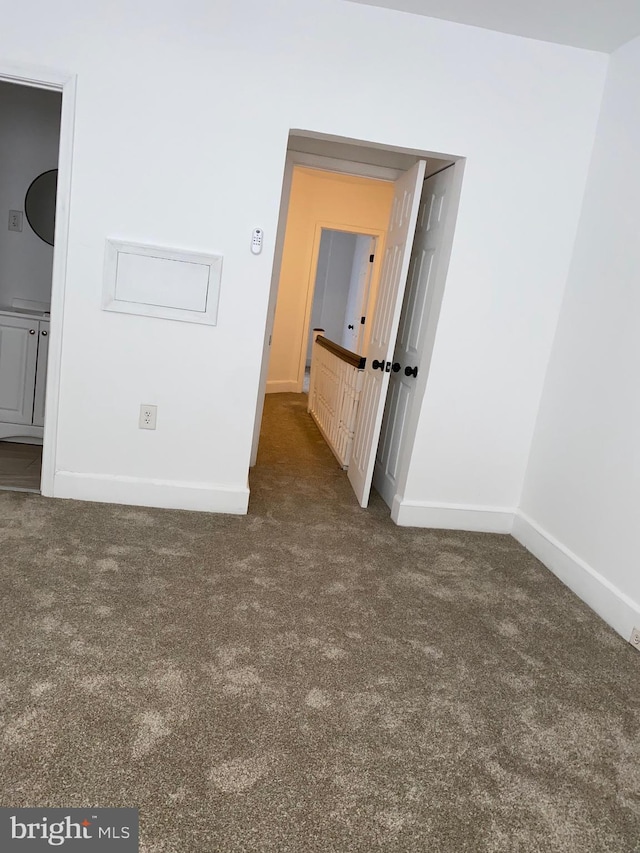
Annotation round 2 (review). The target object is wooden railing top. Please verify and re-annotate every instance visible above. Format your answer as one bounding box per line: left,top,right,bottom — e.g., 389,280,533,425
315,335,366,370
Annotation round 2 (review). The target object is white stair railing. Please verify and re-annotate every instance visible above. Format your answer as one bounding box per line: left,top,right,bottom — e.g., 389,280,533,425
308,331,365,469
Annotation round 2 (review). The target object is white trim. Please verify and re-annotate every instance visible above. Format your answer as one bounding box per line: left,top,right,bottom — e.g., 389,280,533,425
0,424,43,442
54,471,250,514
250,151,295,466
266,379,301,394
0,61,71,92
513,511,640,641
392,497,515,533
0,62,77,498
289,151,400,182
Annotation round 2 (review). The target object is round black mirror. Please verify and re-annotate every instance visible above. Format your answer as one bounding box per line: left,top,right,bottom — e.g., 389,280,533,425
25,169,58,246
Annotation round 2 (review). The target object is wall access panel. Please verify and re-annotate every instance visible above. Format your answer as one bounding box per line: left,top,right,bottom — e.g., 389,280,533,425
102,239,222,325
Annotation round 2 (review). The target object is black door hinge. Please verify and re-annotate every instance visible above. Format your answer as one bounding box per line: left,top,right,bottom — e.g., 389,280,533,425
360,316,366,325
369,254,375,263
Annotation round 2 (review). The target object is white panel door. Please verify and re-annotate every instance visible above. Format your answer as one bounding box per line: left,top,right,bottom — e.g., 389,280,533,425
348,160,426,507
0,315,39,425
33,321,50,428
342,235,375,354
373,167,453,507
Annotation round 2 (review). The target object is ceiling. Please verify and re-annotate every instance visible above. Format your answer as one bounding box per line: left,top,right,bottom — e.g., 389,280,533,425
345,0,640,53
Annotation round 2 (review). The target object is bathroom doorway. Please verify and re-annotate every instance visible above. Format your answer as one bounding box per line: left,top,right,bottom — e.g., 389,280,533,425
0,65,74,495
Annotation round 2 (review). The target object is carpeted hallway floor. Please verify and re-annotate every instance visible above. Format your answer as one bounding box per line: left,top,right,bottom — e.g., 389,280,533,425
1,393,639,852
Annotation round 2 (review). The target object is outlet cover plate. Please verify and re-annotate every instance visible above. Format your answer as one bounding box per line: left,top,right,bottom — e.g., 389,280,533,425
629,627,640,651
139,404,157,430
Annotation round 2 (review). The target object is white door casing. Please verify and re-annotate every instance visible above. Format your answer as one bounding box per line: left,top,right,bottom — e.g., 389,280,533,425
347,160,426,507
373,164,461,512
0,315,39,425
0,62,76,496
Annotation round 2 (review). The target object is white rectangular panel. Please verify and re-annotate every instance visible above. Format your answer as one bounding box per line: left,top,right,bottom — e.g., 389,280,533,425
103,239,222,326
115,252,210,312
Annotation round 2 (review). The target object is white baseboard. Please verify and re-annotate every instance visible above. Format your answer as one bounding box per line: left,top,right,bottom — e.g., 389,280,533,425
53,471,249,515
0,424,44,442
266,380,301,394
392,497,515,533
513,511,640,641
0,435,43,446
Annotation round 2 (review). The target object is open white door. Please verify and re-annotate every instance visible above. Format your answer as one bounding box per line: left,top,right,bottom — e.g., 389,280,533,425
374,165,454,508
342,235,375,354
348,160,426,507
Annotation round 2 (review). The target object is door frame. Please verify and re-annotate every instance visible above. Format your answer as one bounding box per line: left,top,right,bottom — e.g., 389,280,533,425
297,221,385,392
0,61,77,496
250,132,461,473
250,146,399,464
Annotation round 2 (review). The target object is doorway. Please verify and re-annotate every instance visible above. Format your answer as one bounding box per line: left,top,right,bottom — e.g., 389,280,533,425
252,131,463,518
0,65,75,495
302,228,377,393
263,165,392,396
308,229,375,358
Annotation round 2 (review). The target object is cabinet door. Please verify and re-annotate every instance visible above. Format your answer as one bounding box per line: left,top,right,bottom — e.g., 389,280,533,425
33,321,50,427
0,315,39,425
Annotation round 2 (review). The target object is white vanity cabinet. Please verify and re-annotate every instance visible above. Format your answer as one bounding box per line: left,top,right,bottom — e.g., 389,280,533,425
0,310,50,441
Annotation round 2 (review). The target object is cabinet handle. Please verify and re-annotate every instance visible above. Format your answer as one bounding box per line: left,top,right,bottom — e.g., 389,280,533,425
29,329,35,335
41,330,48,337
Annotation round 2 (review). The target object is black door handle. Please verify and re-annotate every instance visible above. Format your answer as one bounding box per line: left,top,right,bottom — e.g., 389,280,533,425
347,324,354,330
372,359,385,371
392,362,401,373
405,366,418,378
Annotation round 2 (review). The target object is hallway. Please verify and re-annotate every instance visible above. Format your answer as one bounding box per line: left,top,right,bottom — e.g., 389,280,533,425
250,392,389,522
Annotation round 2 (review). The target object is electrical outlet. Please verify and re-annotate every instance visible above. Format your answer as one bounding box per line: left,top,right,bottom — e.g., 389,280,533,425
629,627,640,651
8,210,23,232
138,404,157,430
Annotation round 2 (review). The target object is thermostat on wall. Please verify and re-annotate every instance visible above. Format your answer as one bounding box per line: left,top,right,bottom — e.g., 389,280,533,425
251,228,263,254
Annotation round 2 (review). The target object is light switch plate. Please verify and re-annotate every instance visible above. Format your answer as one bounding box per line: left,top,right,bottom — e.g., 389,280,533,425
8,210,23,232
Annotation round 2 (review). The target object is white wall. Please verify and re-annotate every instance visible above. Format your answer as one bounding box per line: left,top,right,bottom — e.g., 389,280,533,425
517,35,640,639
0,0,607,514
0,82,61,309
308,229,356,362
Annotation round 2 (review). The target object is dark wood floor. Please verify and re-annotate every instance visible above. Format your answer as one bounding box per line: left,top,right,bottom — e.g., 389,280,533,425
0,441,42,492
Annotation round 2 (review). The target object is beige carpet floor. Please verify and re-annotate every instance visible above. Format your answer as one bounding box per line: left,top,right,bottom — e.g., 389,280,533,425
0,393,639,852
